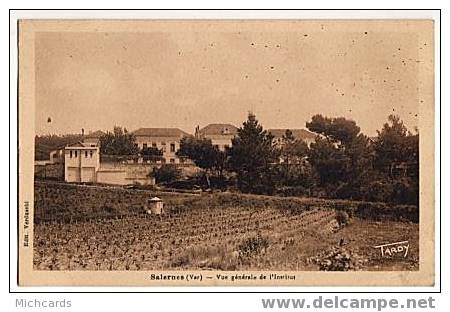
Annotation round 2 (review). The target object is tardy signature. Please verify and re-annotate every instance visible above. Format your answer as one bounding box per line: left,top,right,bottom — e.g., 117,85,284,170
373,241,410,258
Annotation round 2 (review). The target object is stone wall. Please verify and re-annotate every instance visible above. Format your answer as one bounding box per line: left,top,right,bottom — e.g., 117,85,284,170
97,162,156,185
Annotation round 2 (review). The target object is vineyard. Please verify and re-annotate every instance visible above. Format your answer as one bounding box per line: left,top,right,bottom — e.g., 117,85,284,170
33,182,419,271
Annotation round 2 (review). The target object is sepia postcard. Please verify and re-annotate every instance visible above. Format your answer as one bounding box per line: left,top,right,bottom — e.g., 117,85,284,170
17,18,435,286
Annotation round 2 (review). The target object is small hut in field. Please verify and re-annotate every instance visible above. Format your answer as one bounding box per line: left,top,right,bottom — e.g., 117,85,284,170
147,197,164,215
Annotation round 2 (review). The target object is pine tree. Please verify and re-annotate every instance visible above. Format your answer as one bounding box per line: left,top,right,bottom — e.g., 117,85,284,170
229,113,277,194
373,114,418,176
279,129,310,185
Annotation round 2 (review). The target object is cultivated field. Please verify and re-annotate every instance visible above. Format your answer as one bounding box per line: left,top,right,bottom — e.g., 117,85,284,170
33,182,419,271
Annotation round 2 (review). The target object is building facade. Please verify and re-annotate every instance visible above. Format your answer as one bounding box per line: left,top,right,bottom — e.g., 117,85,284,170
268,129,317,164
133,128,190,164
49,148,65,164
64,142,100,183
268,128,317,147
196,123,238,151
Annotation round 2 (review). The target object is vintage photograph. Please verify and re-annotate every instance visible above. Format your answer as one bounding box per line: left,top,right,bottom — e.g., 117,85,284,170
18,18,435,286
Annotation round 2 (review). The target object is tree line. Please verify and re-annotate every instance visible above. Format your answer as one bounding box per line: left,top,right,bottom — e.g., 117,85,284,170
176,113,419,205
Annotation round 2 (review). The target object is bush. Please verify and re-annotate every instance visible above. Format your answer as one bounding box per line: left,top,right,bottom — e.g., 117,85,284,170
151,165,182,184
391,178,419,205
360,180,393,203
164,179,200,190
310,247,366,271
332,182,355,200
360,178,418,206
275,186,310,197
335,210,350,226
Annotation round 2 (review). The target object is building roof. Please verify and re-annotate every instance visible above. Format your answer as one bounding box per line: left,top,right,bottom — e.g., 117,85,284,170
84,130,106,138
133,128,190,138
65,141,99,149
268,129,317,140
199,123,238,136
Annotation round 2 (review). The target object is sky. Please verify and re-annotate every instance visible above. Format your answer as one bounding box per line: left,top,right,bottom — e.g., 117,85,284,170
34,20,433,136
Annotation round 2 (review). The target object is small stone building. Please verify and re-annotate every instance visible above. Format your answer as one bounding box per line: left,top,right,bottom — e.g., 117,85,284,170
147,197,164,215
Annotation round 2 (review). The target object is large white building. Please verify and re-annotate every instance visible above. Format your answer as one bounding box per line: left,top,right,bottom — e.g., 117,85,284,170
133,128,190,164
195,123,238,151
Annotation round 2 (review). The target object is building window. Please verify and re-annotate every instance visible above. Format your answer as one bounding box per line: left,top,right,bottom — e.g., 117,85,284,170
170,158,175,164
152,142,157,148
70,151,73,158
90,150,93,158
74,151,78,158
143,143,147,149
170,143,175,153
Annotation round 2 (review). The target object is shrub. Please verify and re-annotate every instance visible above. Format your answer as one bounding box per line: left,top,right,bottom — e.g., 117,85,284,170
311,247,366,271
335,210,350,226
164,178,201,190
391,178,418,206
360,178,418,206
151,165,182,184
275,186,310,197
360,180,394,203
